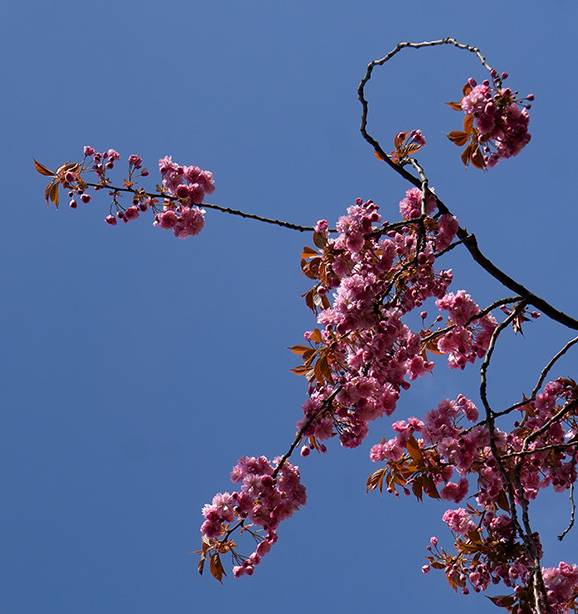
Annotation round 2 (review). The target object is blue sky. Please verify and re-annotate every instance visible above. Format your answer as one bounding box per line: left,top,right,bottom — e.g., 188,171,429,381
2,1,578,612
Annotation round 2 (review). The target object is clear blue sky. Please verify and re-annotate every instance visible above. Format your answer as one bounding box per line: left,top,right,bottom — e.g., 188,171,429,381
2,1,577,612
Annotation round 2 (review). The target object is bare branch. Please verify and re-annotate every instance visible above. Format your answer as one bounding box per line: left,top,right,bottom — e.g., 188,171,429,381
532,335,578,399
558,480,576,542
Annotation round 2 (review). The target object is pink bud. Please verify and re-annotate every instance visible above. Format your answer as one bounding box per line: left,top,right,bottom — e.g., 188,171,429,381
80,193,91,204
83,145,95,156
125,206,139,220
422,565,430,574
105,215,117,225
300,445,310,457
69,199,77,208
140,169,149,177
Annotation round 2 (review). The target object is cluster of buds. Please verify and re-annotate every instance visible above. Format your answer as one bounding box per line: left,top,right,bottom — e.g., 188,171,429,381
35,148,214,238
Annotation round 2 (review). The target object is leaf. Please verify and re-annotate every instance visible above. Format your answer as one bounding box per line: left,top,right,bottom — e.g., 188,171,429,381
290,345,311,355
463,113,474,133
209,553,225,583
411,477,423,501
406,436,423,462
470,146,486,170
447,131,469,147
422,475,440,499
33,159,55,176
446,101,462,111
44,181,60,207
301,246,317,259
197,540,210,575
290,365,309,376
312,232,327,250
487,595,516,608
462,82,473,96
366,468,386,493
309,328,322,344
461,143,473,167
394,131,408,149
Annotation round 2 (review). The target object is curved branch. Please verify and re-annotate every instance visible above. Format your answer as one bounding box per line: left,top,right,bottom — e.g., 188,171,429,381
357,37,578,330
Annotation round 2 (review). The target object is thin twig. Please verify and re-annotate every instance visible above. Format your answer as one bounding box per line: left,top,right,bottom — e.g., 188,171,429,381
86,182,319,233
479,302,527,539
558,480,576,542
532,335,578,399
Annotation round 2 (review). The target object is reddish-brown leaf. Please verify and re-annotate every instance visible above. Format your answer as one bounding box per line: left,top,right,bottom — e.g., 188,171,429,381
366,468,386,493
470,146,486,169
463,114,474,133
301,246,317,259
446,101,462,111
461,143,473,166
44,181,60,207
423,475,440,499
289,345,311,355
312,232,327,250
394,131,408,149
447,131,469,146
406,436,423,462
209,553,225,583
309,328,322,344
487,594,516,608
33,159,55,176
290,365,309,376
197,539,210,575
411,477,423,501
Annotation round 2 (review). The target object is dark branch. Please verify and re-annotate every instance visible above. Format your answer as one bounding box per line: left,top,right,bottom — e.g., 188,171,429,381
357,37,578,331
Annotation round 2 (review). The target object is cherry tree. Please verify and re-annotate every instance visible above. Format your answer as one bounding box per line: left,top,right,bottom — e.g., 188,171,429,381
35,38,578,613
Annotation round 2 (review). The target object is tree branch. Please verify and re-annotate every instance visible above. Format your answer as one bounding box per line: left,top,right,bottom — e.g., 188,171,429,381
357,37,578,331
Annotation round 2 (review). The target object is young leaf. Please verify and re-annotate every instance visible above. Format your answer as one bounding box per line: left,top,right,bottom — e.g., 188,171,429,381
290,365,309,376
301,246,317,259
33,159,55,176
406,436,423,462
289,345,311,355
209,553,225,583
447,131,469,147
309,328,322,344
446,101,462,111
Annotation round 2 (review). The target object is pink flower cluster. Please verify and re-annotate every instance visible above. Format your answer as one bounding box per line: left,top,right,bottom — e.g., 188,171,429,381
435,290,497,369
542,562,578,613
372,379,577,603
460,76,532,167
61,147,215,236
296,195,460,451
153,156,214,239
200,456,306,577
